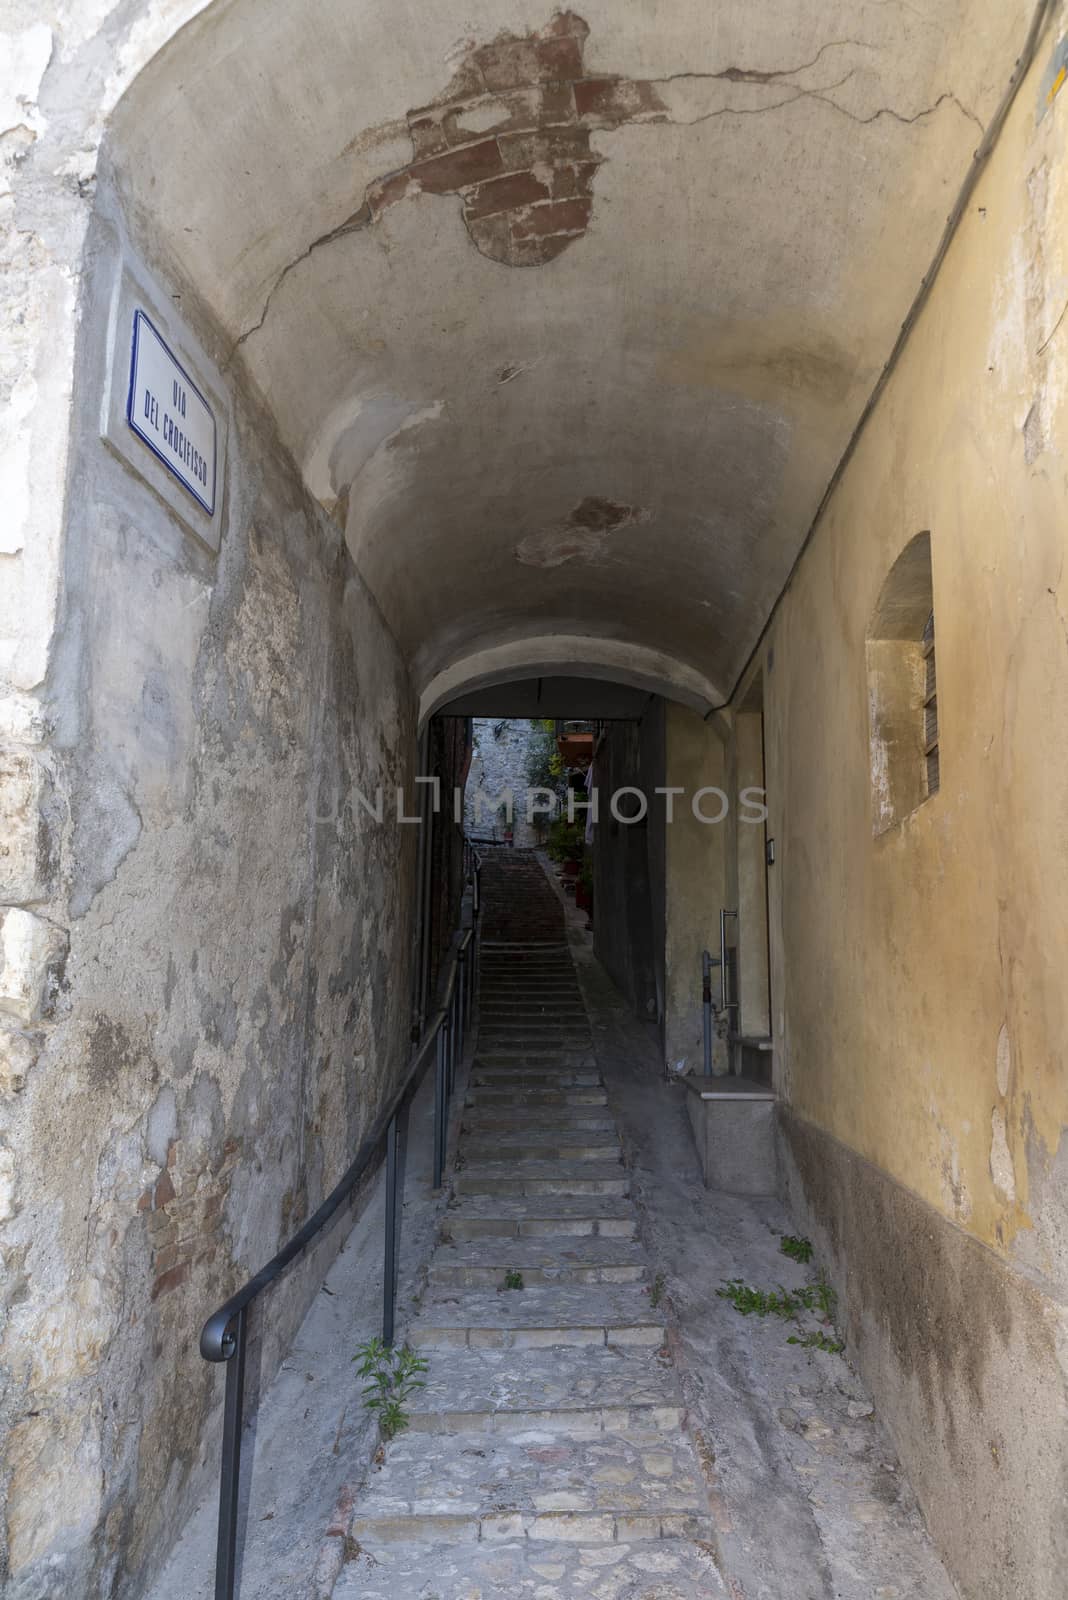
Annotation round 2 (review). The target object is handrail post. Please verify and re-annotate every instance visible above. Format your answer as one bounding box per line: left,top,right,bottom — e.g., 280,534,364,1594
214,1305,248,1600
382,1113,399,1346
433,1029,446,1190
702,949,713,1077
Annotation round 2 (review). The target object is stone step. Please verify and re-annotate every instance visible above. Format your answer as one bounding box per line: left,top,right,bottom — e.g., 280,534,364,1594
480,973,578,983
480,948,575,958
462,1109,617,1132
478,989,584,1002
479,934,572,947
334,1535,726,1598
479,970,576,980
480,961,578,971
472,1057,598,1075
479,998,587,1010
470,1070,602,1090
460,1135,620,1164
455,1160,627,1198
405,1344,681,1436
442,1194,637,1240
473,1050,595,1066
465,1085,609,1108
347,1426,707,1549
429,1235,645,1288
477,1008,589,1023
409,1284,662,1349
477,993,583,1003
479,1033,594,1048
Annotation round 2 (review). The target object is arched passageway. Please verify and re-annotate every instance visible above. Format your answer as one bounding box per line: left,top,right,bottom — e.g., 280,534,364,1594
2,2,1067,1597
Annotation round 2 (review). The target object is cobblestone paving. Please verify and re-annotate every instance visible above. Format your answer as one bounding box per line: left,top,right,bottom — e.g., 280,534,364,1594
337,853,721,1596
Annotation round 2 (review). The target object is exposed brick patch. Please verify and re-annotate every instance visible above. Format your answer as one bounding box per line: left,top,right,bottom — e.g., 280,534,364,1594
462,170,552,222
409,139,504,195
140,1136,242,1302
340,11,669,268
510,197,592,241
573,76,666,123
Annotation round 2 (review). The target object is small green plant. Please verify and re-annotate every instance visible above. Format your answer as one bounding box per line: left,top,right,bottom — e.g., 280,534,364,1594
649,1271,666,1308
353,1338,428,1441
796,1274,837,1323
780,1235,813,1264
788,1330,845,1354
502,1269,524,1290
716,1279,801,1318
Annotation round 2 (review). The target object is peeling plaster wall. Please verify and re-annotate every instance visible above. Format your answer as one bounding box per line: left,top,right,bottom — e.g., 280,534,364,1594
761,26,1068,1598
0,189,416,1597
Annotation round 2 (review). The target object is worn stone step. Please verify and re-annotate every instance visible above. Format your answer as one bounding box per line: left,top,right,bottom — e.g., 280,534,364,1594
480,949,575,959
480,936,570,943
480,970,580,979
462,1108,617,1132
442,1193,637,1240
465,1085,609,1108
480,975,579,986
473,1050,597,1063
478,1008,588,1023
461,1135,620,1164
479,1034,594,1050
470,1070,602,1090
455,1160,627,1198
479,998,587,1010
479,990,584,1003
347,1426,707,1547
472,1057,598,1075
405,1344,682,1436
479,992,585,1004
479,972,578,984
429,1235,645,1287
334,1535,726,1598
480,973,578,985
409,1284,663,1349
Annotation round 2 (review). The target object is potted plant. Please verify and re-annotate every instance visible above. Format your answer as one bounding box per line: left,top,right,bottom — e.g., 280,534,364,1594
575,856,594,915
547,818,584,880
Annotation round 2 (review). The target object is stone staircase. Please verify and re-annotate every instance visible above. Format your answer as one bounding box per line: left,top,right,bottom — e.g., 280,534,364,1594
335,865,724,1597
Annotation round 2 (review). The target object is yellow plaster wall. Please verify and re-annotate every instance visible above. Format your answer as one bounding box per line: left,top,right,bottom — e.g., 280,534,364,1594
762,37,1068,1274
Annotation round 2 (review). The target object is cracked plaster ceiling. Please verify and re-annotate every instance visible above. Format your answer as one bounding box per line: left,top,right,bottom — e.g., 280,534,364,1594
110,0,1031,705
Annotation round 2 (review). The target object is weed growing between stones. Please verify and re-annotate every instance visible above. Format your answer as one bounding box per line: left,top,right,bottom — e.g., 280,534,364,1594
780,1234,813,1263
503,1269,524,1290
717,1270,844,1353
717,1280,801,1317
353,1338,428,1440
649,1270,666,1308
788,1330,845,1354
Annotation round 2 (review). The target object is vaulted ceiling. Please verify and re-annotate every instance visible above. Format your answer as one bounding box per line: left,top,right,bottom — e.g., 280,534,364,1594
109,0,1031,705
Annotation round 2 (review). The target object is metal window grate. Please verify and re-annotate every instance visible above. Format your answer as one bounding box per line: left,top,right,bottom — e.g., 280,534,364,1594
922,609,939,796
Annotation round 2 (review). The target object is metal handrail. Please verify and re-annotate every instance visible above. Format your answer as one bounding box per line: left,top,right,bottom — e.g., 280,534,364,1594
199,848,481,1600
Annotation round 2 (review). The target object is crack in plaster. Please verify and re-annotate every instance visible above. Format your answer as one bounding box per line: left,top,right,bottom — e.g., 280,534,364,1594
230,15,983,355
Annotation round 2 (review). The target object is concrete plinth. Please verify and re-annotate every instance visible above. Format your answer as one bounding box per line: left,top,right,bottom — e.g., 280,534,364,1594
684,1076,777,1195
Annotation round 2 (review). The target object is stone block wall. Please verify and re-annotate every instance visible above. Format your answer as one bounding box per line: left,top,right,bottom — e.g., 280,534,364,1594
0,194,417,1600
464,718,546,847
